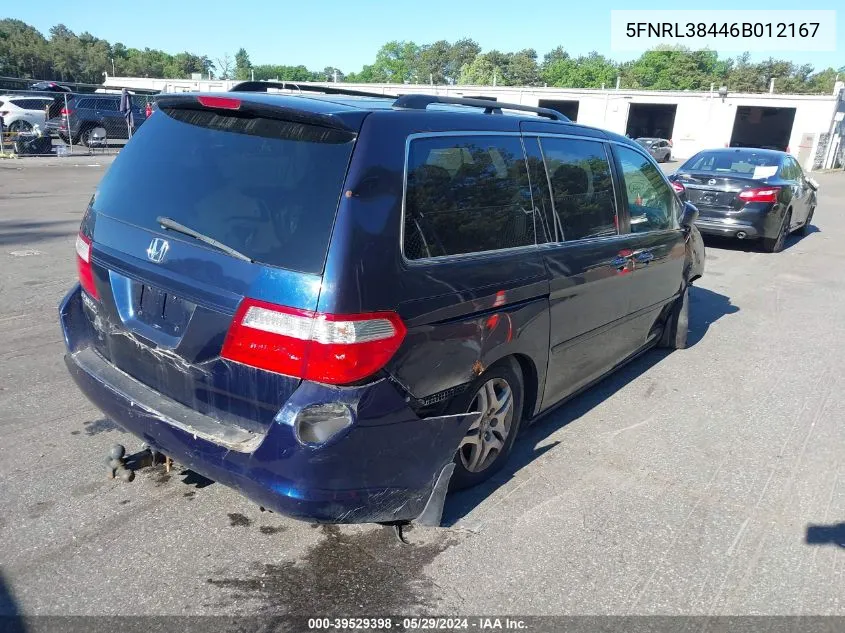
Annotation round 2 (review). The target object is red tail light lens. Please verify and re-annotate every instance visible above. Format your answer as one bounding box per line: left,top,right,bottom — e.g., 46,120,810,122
75,232,99,299
670,180,685,195
221,298,407,385
738,187,781,203
60,107,74,116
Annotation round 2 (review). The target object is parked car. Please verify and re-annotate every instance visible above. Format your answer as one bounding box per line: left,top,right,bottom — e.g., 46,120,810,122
0,95,56,133
635,137,672,162
669,148,817,252
30,81,72,93
60,87,704,526
45,94,147,146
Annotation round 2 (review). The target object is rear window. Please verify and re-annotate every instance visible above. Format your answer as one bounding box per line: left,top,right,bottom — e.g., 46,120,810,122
685,151,781,177
91,107,356,274
403,135,534,260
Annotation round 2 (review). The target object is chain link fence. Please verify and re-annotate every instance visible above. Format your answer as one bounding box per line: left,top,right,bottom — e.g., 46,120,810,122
0,83,156,158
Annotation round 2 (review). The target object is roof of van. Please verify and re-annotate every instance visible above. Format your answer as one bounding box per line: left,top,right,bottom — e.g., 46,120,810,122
161,91,645,151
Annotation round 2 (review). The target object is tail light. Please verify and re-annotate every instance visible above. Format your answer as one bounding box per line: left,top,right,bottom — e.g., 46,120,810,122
221,298,406,385
738,187,781,203
670,180,685,195
75,232,99,299
60,107,74,116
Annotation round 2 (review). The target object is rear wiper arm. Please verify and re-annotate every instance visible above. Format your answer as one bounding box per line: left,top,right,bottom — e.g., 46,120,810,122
156,216,253,263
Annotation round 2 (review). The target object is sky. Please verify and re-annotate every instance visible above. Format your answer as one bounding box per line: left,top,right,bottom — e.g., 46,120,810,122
7,0,844,73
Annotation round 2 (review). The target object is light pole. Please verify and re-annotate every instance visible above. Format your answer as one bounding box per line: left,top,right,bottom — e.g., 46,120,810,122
111,58,115,77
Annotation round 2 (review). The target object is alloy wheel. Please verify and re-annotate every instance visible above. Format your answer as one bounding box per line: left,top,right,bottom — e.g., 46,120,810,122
459,377,514,473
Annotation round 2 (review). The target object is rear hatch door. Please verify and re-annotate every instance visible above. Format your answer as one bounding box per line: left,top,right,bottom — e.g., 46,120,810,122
82,95,364,435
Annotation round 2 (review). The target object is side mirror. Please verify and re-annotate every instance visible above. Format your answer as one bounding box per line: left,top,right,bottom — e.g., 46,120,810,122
806,177,820,191
680,201,699,230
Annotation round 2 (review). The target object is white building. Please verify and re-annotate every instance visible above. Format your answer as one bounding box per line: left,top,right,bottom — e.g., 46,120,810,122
103,76,845,171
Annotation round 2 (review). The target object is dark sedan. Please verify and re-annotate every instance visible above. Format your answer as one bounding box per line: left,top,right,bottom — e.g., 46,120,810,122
668,148,817,253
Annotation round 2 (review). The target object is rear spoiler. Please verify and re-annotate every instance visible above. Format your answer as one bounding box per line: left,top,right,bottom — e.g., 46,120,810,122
155,93,366,133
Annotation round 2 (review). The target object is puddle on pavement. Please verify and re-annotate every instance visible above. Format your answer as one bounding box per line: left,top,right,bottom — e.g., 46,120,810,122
208,524,464,614
227,513,252,527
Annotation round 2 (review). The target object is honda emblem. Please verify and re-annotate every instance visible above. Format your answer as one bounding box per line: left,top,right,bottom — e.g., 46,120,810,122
146,238,169,263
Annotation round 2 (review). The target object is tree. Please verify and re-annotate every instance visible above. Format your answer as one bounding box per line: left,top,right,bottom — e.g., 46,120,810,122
370,40,420,83
216,53,233,79
623,47,725,90
458,53,499,85
415,40,451,84
506,49,540,86
322,66,345,82
543,51,618,88
447,38,481,84
234,47,252,80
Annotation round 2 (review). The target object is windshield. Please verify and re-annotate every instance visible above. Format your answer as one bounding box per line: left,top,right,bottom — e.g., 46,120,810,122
91,106,356,274
684,151,781,176
635,139,653,147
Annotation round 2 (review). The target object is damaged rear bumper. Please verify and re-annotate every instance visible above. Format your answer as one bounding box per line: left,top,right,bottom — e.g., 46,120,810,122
60,285,477,525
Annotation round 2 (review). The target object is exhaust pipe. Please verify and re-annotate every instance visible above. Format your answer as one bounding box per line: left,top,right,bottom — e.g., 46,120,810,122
736,231,747,240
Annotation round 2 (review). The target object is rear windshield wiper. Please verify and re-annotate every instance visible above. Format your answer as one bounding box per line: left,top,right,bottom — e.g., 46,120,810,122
156,216,253,263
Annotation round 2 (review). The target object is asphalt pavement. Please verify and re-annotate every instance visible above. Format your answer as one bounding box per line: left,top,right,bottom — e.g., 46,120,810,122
1,156,843,617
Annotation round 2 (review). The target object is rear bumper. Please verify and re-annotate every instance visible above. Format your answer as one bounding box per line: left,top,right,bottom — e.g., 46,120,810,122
694,203,783,240
694,219,761,239
60,285,475,524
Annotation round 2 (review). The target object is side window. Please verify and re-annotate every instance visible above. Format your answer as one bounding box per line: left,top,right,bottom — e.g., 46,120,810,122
404,135,534,260
785,157,803,181
540,137,618,241
76,99,93,109
97,99,118,111
615,146,675,233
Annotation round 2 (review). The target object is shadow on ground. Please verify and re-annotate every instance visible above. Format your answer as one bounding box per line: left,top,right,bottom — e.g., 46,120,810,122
443,286,738,526
806,522,845,548
0,571,25,632
702,225,820,254
0,219,78,247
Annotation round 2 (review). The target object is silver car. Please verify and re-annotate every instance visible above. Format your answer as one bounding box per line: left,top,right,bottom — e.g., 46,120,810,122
635,137,672,162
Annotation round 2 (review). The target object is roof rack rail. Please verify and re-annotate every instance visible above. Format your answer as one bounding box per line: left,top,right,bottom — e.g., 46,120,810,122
229,81,398,99
392,94,568,121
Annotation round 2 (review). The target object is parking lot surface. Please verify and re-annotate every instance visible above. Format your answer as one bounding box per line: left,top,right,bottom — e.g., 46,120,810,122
1,157,844,616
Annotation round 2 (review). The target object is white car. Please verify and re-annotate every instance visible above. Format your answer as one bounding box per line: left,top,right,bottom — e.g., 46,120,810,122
0,95,56,133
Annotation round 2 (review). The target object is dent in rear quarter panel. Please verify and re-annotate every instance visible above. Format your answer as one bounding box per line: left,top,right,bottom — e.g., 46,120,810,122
318,112,551,416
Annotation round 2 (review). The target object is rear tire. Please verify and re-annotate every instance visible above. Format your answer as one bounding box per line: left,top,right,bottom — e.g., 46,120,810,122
762,209,792,253
448,359,524,491
79,126,95,147
797,207,814,236
659,286,689,350
7,120,32,134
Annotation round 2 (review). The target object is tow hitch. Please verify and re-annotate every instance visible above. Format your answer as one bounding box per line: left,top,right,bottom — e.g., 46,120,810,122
105,443,172,482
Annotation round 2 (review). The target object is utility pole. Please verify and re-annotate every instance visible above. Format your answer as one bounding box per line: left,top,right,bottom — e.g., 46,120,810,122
333,69,338,83
111,58,115,77
493,69,497,87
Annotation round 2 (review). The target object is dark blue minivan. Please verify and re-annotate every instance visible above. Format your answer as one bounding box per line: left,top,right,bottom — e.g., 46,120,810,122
60,85,704,526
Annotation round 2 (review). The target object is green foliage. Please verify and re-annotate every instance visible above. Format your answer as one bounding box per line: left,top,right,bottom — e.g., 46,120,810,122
234,48,251,81
0,19,840,95
542,52,617,88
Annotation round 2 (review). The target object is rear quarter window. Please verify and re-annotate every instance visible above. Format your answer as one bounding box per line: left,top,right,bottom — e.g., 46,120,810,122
403,135,534,260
